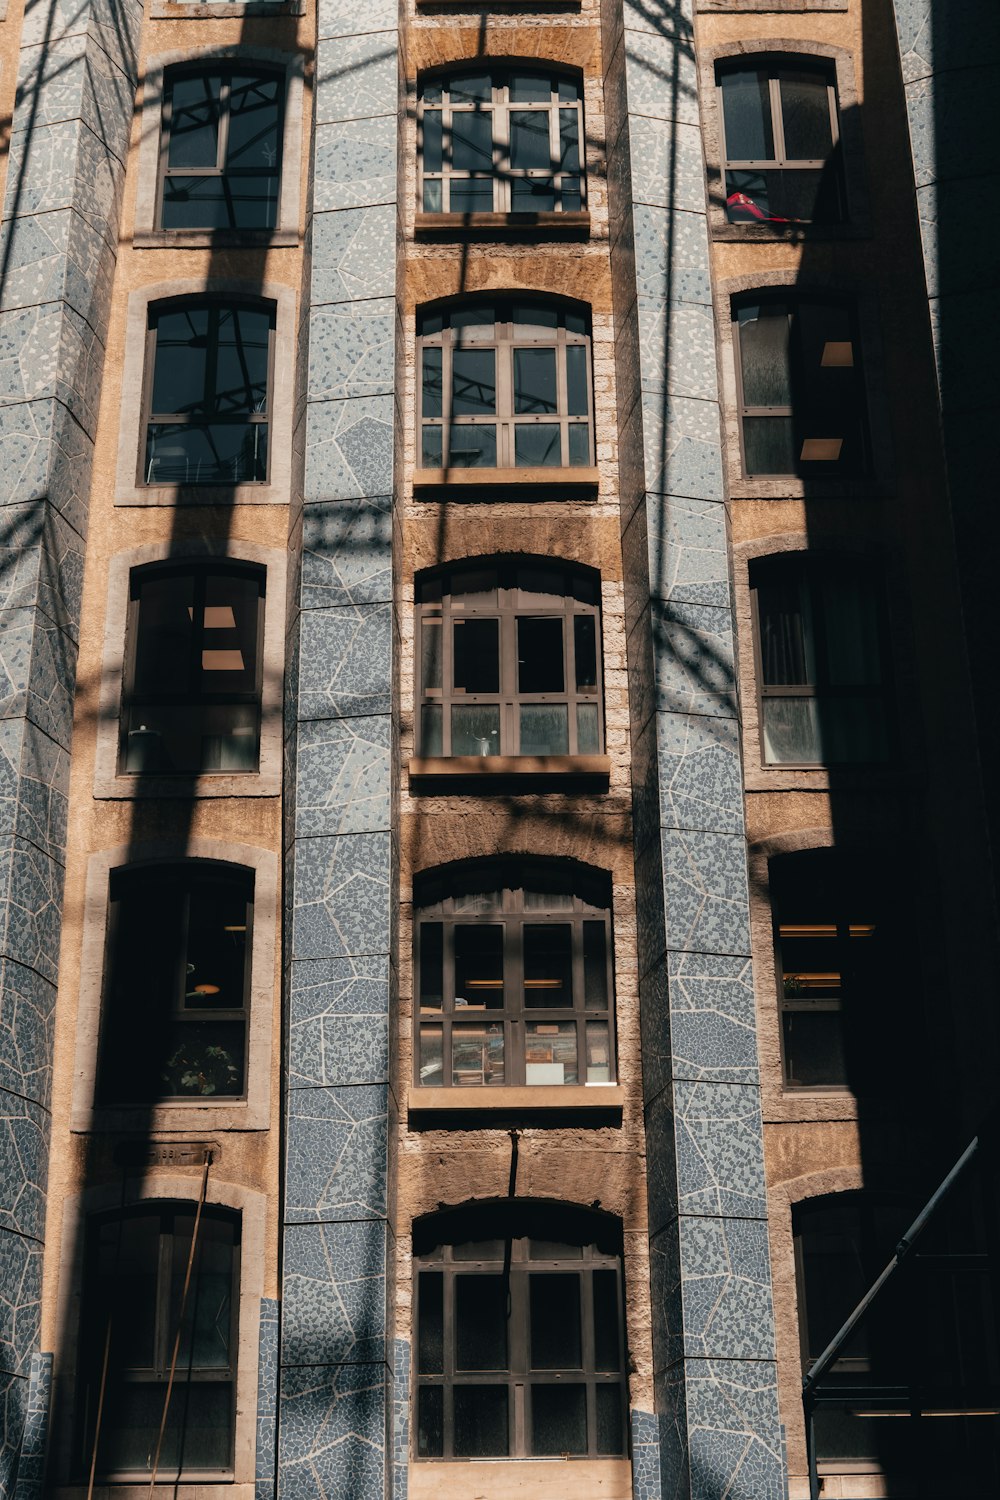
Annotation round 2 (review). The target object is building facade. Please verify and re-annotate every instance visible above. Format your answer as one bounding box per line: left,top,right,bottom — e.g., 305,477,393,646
0,0,997,1497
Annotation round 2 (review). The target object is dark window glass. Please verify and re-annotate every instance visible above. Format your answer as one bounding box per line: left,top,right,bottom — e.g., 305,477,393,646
99,863,253,1104
77,1205,239,1480
162,67,283,232
719,59,843,225
122,564,264,775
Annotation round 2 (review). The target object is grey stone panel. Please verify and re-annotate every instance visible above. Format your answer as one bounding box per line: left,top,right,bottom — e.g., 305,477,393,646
0,718,70,868
630,709,660,858
637,299,717,404
632,205,712,306
391,1338,409,1500
19,0,143,63
288,956,389,1089
653,1371,691,1500
661,827,752,959
310,207,397,306
0,1090,47,1242
623,0,695,39
277,1362,386,1500
313,117,397,213
895,0,999,83
657,712,743,837
638,959,672,1105
316,34,398,127
0,1228,42,1379
905,66,998,190
648,1222,684,1370
301,496,392,610
634,831,668,983
631,1408,664,1500
645,495,729,611
672,1081,766,1219
0,608,78,752
308,301,395,403
930,291,1000,415
642,392,724,502
295,604,392,722
0,961,55,1112
290,830,391,962
681,1359,784,1500
256,1299,279,1500
0,503,84,643
0,1370,28,1500
629,121,708,220
0,837,64,986
294,717,391,839
12,1351,51,1500
0,209,115,341
624,31,700,130
303,395,394,503
678,1216,775,1360
645,1089,680,1236
0,300,105,436
915,176,998,301
17,32,135,163
283,1220,387,1366
613,297,642,429
650,600,736,720
6,117,124,260
285,1083,388,1223
667,952,759,1087
318,0,398,39
0,398,93,537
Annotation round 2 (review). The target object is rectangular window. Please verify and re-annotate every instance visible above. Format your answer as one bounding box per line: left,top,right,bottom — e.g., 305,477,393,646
719,59,843,225
160,67,284,232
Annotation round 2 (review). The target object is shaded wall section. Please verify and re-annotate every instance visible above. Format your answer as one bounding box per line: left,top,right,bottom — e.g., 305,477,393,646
278,0,401,1495
601,2,785,1496
0,0,140,1488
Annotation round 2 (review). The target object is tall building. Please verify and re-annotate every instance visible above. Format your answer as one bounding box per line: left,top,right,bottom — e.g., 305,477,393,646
0,0,997,1496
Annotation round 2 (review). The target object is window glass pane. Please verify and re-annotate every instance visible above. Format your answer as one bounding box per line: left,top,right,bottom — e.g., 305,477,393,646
596,1385,624,1455
182,876,248,1012
173,1213,235,1369
453,1239,506,1260
779,69,834,160
761,697,822,764
97,1213,159,1369
200,573,260,693
454,925,504,1010
449,425,497,468
450,73,491,105
132,573,195,696
513,348,558,414
510,111,551,172
518,616,564,693
520,703,569,755
161,1018,246,1097
741,415,796,475
530,1272,581,1367
559,108,581,172
737,303,791,407
576,702,600,753
226,74,281,170
423,82,442,105
419,1024,444,1085
452,1021,505,1085
586,1019,611,1081
453,1386,508,1457
515,423,562,467
819,574,881,686
452,703,501,755
523,924,572,1008
449,178,495,213
594,1270,620,1368
727,168,838,225
423,178,442,212
417,1386,443,1457
568,422,591,466
721,68,774,160
452,568,498,604
531,1384,587,1456
782,1009,847,1088
456,1274,508,1369
565,310,587,336
452,347,496,415
418,1272,444,1372
561,177,583,211
421,425,443,468
145,422,268,486
583,923,608,1008
419,923,443,1009
757,573,815,685
422,109,443,174
215,306,271,416
98,1380,233,1474
453,888,504,912
167,75,222,168
422,347,443,417
566,344,589,416
525,1020,578,1084
509,73,551,103
558,78,580,104
511,178,556,211
151,306,210,414
451,110,493,172
513,303,560,330
453,617,499,693
421,619,442,692
815,697,888,763
574,614,597,689
516,566,564,604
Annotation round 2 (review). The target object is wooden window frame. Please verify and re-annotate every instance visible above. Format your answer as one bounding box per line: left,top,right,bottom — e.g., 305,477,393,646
120,560,266,778
414,865,616,1091
415,560,604,758
157,64,285,234
76,1202,241,1484
717,57,843,225
140,297,277,487
413,1234,627,1460
416,302,594,473
417,66,586,217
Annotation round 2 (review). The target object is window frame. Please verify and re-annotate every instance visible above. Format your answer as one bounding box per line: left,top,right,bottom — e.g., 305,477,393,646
156,62,286,235
119,559,267,778
417,64,587,219
416,300,595,474
140,296,276,488
413,862,616,1091
76,1201,242,1484
415,560,604,759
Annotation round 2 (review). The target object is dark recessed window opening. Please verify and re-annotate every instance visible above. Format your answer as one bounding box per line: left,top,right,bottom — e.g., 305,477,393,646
416,561,603,757
98,862,253,1104
419,67,584,214
414,861,615,1090
718,58,844,225
160,66,284,232
750,556,888,765
733,296,868,477
121,563,264,776
418,301,593,469
414,1209,627,1460
76,1203,240,1481
143,300,274,486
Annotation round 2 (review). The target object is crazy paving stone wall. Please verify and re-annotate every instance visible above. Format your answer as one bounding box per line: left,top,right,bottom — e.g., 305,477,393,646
0,0,141,1489
601,2,785,1496
279,0,401,1494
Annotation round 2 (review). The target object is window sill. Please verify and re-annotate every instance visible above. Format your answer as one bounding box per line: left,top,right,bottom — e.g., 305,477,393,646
133,229,300,250
415,211,590,238
94,770,280,800
408,755,610,791
710,220,869,243
71,1099,269,1134
409,1459,631,1498
150,0,302,14
409,1084,624,1126
413,466,599,494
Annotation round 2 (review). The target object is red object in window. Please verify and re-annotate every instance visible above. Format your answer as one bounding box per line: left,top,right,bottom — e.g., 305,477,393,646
727,190,792,224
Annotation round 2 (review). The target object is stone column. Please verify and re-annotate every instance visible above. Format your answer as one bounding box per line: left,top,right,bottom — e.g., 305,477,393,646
0,0,140,1488
278,0,401,1494
602,2,785,1495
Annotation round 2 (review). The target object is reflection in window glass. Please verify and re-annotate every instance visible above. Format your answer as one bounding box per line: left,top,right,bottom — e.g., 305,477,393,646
162,68,283,232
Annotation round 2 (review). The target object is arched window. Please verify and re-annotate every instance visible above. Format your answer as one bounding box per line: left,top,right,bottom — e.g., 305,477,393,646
417,300,593,471
98,861,253,1104
750,554,888,764
416,559,603,758
142,298,275,485
418,66,584,216
76,1201,240,1481
732,294,868,475
159,64,284,231
413,1201,626,1460
717,57,843,224
414,859,615,1090
121,561,265,776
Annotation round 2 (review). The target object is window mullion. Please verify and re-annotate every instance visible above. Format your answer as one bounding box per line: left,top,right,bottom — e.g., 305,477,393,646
498,332,513,466
217,76,231,175
507,915,522,1083
769,74,787,166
